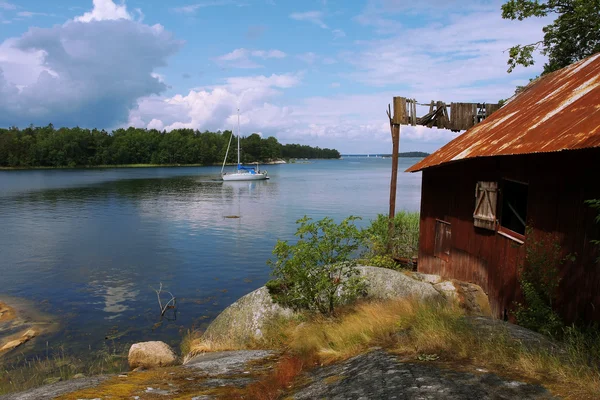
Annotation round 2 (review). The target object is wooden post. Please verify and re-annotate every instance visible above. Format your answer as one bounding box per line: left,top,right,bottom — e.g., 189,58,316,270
387,97,403,253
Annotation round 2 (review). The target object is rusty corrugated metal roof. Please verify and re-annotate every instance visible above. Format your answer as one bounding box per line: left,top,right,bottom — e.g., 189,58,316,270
407,53,600,172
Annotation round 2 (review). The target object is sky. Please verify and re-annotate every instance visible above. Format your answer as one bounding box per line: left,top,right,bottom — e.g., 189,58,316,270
0,0,549,154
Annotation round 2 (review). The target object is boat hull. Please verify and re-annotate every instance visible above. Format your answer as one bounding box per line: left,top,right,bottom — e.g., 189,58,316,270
222,172,269,181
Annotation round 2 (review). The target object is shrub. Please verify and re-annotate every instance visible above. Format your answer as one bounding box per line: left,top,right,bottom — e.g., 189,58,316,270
585,199,600,262
514,229,567,337
362,212,419,264
364,254,399,270
266,216,366,315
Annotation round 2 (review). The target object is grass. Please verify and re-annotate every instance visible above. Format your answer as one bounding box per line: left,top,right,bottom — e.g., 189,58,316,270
0,344,128,395
361,212,420,269
189,297,600,399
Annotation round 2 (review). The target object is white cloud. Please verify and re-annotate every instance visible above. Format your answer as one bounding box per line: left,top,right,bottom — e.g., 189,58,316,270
0,0,555,154
134,8,144,22
347,10,549,92
290,11,328,29
17,11,53,18
126,80,457,153
0,2,16,10
297,52,317,64
127,73,301,133
252,49,286,59
75,0,132,22
172,1,246,14
332,29,346,39
147,118,164,130
216,48,286,69
0,0,182,128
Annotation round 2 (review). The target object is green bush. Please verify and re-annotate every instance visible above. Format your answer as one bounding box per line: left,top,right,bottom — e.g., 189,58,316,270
362,212,419,266
585,199,600,262
364,254,400,270
266,216,366,315
514,229,568,337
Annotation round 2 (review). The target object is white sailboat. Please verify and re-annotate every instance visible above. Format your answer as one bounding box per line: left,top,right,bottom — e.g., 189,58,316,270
221,109,269,181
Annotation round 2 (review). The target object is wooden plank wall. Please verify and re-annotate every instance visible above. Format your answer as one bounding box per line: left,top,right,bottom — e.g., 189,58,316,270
417,149,600,323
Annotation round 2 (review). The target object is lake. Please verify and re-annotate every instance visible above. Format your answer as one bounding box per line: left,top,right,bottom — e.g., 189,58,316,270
0,158,422,358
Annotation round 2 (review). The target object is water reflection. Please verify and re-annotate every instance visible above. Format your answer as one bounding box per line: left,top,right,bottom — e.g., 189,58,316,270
88,280,140,320
0,159,422,357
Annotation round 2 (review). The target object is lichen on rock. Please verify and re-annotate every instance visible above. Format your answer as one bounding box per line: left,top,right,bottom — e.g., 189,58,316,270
201,286,296,345
200,266,446,347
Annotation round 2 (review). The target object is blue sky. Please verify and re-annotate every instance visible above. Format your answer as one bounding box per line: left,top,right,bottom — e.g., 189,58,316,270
0,0,548,153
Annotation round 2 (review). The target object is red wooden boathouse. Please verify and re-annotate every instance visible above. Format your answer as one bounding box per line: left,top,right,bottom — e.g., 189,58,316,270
407,53,600,323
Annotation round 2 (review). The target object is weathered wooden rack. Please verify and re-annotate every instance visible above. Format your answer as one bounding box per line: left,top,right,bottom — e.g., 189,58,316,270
385,96,502,252
392,97,501,132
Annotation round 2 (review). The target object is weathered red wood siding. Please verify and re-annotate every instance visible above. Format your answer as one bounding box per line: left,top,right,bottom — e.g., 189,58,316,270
417,148,600,323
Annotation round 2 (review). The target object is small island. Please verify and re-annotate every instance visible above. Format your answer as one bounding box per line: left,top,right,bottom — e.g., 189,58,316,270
0,125,341,169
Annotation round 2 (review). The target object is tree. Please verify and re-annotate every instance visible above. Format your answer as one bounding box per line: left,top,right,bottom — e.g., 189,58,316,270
502,0,600,74
0,125,340,167
266,216,366,314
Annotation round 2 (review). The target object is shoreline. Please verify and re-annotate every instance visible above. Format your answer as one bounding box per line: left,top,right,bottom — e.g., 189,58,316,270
0,159,342,171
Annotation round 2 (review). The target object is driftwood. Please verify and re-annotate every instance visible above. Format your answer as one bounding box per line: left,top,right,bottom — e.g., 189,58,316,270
152,282,177,316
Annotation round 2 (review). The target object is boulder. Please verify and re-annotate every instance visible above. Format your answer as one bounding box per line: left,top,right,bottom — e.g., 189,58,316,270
201,267,443,346
404,271,443,285
128,341,177,369
433,280,491,316
202,286,296,344
356,266,443,301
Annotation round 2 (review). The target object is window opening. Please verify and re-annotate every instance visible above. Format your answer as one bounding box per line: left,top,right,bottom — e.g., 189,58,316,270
500,179,528,235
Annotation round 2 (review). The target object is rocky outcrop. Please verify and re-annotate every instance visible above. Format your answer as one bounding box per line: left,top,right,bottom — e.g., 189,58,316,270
291,349,554,399
202,266,444,345
200,267,494,346
184,350,274,375
433,279,492,316
0,329,37,352
0,376,110,400
128,341,178,369
0,297,57,356
0,302,16,323
356,266,443,301
202,286,296,343
404,271,443,284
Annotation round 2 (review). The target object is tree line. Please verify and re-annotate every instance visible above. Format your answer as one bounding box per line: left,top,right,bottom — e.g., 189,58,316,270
0,125,340,168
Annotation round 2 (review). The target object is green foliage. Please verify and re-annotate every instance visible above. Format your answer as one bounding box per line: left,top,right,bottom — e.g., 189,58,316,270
0,124,340,168
364,254,400,270
280,143,340,160
585,199,600,262
379,152,430,158
514,229,566,337
362,212,420,268
502,0,600,74
266,216,367,315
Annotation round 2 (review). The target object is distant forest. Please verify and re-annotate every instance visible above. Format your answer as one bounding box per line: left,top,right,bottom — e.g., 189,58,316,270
344,152,430,158
0,125,340,168
394,152,430,158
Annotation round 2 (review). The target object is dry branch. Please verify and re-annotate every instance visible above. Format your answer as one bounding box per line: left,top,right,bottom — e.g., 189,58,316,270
152,282,177,316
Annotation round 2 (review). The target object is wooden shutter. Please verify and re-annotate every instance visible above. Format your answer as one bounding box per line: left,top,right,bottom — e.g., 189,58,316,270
434,220,451,262
474,181,498,230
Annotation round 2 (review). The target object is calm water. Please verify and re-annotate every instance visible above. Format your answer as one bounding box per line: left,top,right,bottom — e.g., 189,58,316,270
0,158,422,357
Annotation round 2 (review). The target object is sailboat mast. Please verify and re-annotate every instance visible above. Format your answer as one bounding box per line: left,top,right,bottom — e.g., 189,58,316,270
237,108,241,168
221,127,234,175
